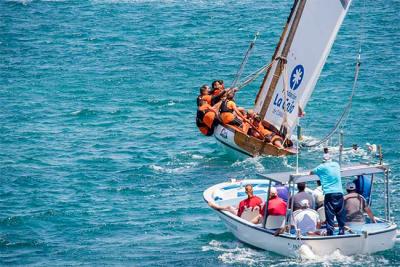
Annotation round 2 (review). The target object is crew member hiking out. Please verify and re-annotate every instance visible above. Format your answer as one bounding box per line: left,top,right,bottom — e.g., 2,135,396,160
196,100,218,136
197,84,225,107
219,91,246,127
210,80,224,96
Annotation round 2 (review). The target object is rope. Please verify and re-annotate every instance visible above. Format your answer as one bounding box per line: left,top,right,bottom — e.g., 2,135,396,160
231,32,260,89
301,53,361,148
236,60,275,91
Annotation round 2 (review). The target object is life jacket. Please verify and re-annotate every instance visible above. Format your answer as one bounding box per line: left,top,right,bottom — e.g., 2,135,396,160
197,94,212,106
219,99,234,113
196,104,215,136
196,120,213,136
197,104,212,121
212,89,222,96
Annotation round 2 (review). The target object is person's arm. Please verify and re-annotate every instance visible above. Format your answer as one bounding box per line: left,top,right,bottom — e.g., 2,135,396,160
237,202,245,217
211,89,227,105
233,105,246,121
310,165,321,175
365,206,376,223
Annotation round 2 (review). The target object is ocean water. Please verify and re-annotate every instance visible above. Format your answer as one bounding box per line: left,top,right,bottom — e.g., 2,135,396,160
1,0,399,266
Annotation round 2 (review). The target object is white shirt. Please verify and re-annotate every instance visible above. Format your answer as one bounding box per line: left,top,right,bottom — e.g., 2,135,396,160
313,186,324,209
292,208,320,235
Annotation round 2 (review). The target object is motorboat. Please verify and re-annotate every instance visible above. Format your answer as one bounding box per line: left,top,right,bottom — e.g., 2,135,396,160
203,163,398,257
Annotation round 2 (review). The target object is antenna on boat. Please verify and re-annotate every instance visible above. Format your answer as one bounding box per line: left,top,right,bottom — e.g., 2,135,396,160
378,145,383,165
339,130,344,166
230,32,259,88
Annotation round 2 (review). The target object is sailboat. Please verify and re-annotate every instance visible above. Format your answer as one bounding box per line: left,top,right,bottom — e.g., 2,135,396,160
214,0,354,157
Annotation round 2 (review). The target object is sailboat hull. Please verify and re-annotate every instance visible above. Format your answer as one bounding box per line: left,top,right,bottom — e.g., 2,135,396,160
213,124,296,157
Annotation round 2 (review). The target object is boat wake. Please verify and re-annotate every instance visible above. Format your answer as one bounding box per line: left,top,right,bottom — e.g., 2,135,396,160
202,240,268,266
231,156,266,174
297,248,389,267
300,135,373,162
202,239,390,266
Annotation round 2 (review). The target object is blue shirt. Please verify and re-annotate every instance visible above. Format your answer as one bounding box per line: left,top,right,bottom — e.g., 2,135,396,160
312,161,343,194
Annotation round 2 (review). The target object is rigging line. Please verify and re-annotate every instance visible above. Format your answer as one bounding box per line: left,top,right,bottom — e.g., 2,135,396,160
301,55,361,148
231,32,260,89
236,60,275,91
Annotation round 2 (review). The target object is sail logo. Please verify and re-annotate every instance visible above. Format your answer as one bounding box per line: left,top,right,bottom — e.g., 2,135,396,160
289,65,304,91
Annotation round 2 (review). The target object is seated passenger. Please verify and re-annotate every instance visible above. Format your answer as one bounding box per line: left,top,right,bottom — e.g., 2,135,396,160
252,187,287,224
219,91,246,127
267,187,287,216
251,116,284,149
208,184,262,220
292,199,321,235
196,100,218,136
288,182,315,211
313,180,324,209
237,184,263,218
275,184,290,203
197,84,225,107
344,182,376,226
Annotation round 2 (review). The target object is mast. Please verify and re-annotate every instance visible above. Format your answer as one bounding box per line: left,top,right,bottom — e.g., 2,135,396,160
254,0,299,105
258,0,306,122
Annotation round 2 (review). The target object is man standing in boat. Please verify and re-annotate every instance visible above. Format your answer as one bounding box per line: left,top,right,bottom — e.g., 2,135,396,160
310,154,346,236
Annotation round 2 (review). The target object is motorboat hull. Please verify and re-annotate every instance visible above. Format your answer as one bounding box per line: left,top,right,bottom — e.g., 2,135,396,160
204,177,397,257
216,209,397,257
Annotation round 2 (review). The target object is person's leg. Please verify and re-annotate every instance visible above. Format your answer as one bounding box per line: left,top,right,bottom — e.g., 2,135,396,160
335,194,346,235
324,194,336,236
329,193,346,235
208,202,238,215
230,117,242,127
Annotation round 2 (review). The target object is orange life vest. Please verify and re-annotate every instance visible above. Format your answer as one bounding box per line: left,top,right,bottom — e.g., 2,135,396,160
199,104,216,129
196,103,215,136
197,94,212,106
219,99,236,124
256,123,283,144
212,89,222,96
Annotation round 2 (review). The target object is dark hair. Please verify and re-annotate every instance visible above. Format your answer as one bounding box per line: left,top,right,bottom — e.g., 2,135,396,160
245,184,253,191
323,147,329,154
218,80,224,85
212,80,220,89
297,182,306,192
316,180,321,186
199,84,209,94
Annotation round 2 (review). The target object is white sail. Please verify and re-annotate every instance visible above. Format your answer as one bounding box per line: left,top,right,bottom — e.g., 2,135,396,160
254,0,353,137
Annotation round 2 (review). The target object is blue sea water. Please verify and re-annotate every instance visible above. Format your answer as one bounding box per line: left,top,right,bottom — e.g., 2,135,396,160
1,0,399,265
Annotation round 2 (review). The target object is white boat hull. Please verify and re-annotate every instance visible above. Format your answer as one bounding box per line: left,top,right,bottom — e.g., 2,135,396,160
214,124,252,157
204,178,397,257
216,210,397,257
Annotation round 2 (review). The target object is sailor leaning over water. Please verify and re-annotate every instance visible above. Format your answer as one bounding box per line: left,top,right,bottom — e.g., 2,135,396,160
310,154,346,236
